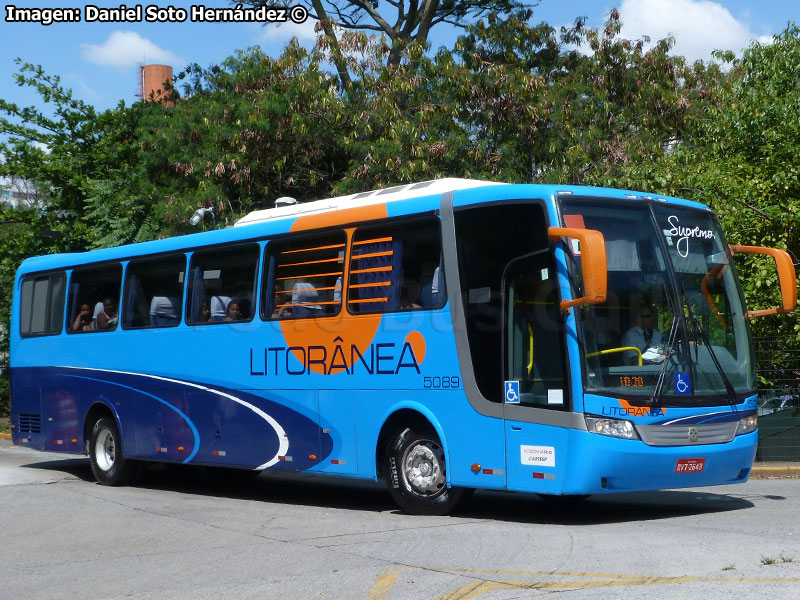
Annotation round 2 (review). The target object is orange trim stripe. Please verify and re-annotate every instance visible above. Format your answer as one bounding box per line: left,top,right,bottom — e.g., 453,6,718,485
280,243,345,254
275,286,340,294
278,257,342,268
353,236,393,246
349,282,391,289
290,204,387,232
277,301,340,307
275,271,343,281
348,298,389,304
351,250,393,260
350,266,392,275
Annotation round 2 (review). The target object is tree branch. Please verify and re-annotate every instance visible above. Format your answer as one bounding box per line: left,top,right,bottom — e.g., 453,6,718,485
310,0,354,97
349,0,399,40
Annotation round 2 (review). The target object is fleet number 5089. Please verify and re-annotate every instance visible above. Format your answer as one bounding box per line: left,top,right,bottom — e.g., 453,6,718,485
423,376,460,389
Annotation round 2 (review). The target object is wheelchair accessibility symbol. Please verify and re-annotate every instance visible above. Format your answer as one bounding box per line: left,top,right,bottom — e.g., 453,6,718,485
674,372,691,395
505,380,520,404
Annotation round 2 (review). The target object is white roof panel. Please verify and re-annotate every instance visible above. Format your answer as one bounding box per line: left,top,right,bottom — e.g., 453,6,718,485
233,178,503,227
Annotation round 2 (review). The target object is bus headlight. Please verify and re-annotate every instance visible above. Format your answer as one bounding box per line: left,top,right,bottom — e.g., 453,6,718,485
585,416,640,440
736,414,758,435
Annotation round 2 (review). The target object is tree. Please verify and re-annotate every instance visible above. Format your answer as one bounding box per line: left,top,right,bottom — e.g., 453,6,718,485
535,8,723,186
0,204,61,415
240,0,531,93
0,62,158,413
0,60,153,249
636,23,800,341
141,43,353,230
329,8,718,190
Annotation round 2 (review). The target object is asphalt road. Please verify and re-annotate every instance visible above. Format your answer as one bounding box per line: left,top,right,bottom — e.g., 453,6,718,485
2,438,799,599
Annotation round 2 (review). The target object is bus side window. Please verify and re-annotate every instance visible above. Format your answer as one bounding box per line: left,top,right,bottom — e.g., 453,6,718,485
264,231,346,320
67,265,122,333
187,244,259,325
123,255,186,329
348,218,444,314
19,272,66,337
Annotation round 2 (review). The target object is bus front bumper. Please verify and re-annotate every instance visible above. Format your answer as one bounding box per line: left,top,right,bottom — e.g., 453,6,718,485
562,429,758,495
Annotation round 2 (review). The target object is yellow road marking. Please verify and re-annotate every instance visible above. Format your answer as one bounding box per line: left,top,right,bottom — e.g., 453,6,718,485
365,568,401,600
369,568,800,599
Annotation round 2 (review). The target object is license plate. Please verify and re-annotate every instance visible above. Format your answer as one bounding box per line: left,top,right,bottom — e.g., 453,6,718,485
675,458,706,473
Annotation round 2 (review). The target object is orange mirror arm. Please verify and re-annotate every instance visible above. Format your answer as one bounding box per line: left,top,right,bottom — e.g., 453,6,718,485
730,245,797,318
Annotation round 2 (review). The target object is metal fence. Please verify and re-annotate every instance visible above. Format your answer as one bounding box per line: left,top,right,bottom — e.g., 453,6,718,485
754,336,800,461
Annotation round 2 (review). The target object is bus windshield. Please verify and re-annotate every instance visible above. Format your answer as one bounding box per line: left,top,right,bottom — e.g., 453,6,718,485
560,199,756,404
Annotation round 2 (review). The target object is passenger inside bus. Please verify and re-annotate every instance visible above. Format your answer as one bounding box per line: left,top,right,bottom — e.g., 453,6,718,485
209,294,231,322
291,282,322,316
418,262,441,307
399,279,422,309
149,296,180,326
196,300,211,323
94,297,118,330
70,302,93,331
223,299,242,321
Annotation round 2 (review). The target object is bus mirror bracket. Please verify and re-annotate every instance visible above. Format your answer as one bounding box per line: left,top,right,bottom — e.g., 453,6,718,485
729,244,798,318
548,227,607,314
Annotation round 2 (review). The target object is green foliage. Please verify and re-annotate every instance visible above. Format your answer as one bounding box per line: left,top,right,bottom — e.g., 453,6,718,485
141,43,352,230
0,61,154,412
2,12,800,412
241,0,530,82
0,204,57,415
636,23,800,341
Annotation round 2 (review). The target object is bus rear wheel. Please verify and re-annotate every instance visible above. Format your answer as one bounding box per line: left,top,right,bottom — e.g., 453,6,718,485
384,426,469,515
89,417,137,486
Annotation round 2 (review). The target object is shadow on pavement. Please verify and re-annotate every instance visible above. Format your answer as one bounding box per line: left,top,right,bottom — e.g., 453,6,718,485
17,455,765,523
458,487,758,525
20,457,95,482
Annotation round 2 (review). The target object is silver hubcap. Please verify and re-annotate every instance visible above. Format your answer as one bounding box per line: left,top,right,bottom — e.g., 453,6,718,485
95,428,115,472
402,441,445,496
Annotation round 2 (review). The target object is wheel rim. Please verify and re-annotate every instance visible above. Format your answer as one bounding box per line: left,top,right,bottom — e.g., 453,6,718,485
401,440,445,497
95,428,116,472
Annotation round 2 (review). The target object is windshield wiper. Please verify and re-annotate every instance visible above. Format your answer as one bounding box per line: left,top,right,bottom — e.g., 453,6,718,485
690,315,737,406
650,315,680,407
682,283,737,406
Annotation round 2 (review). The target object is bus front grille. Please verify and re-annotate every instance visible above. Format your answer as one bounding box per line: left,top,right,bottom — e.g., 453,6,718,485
636,422,737,446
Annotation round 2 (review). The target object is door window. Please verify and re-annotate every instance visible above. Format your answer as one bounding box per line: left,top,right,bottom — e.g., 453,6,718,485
505,252,568,409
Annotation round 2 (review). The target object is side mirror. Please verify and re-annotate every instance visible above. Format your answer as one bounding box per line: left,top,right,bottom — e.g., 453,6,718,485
730,245,797,318
548,227,607,314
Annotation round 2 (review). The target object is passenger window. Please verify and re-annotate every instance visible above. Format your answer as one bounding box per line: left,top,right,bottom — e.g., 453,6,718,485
187,245,259,325
348,219,444,314
67,265,122,333
264,232,345,320
19,272,66,337
123,256,186,328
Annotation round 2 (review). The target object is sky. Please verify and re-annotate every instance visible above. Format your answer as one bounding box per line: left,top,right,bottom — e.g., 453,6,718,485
0,0,798,113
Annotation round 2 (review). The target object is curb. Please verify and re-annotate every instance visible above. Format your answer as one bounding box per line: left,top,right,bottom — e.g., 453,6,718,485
749,465,800,479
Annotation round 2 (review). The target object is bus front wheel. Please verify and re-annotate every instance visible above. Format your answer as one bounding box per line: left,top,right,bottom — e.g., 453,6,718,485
89,417,137,486
384,427,469,515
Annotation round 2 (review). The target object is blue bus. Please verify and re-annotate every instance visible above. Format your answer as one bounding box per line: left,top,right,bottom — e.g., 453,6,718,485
10,179,797,514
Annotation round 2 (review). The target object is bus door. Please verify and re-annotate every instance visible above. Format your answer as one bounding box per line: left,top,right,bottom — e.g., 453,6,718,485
502,251,570,493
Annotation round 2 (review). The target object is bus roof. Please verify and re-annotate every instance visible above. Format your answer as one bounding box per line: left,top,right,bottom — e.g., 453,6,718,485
16,179,709,276
233,178,502,227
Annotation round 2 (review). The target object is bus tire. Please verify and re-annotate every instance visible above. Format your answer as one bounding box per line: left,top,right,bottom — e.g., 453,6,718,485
89,417,137,486
384,426,468,515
